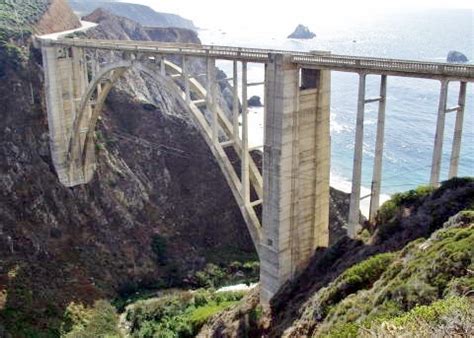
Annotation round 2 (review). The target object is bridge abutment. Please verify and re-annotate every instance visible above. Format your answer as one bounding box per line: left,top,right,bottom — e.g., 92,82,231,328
260,54,330,303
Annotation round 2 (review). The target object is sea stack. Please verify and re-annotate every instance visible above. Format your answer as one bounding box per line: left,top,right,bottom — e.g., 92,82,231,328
247,95,263,107
288,24,316,39
447,50,469,63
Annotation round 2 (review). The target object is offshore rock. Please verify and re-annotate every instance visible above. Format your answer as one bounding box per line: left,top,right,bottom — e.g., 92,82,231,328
288,24,316,39
248,95,263,107
447,50,469,63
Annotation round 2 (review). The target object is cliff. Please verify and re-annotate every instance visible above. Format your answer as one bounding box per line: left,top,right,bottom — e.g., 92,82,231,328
68,0,196,30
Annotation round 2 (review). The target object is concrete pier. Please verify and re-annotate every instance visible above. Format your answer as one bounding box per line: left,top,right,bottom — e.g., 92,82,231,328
369,75,387,223
348,73,367,237
260,54,330,303
232,60,239,141
430,80,449,187
241,62,250,205
449,82,467,179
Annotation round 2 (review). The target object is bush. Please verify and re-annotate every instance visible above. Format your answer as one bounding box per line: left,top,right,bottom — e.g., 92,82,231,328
318,252,395,316
126,289,244,337
61,300,121,337
194,264,226,288
376,185,434,225
367,296,474,337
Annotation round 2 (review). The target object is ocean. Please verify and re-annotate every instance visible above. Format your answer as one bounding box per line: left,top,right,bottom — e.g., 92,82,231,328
194,8,474,213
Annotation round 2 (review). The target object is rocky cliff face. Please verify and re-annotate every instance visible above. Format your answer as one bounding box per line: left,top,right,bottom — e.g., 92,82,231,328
0,3,253,335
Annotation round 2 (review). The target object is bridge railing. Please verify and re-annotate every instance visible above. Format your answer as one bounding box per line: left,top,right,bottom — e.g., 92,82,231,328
45,38,474,80
292,54,474,78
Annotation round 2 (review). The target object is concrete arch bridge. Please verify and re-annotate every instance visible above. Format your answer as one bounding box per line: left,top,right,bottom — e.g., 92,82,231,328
39,38,474,302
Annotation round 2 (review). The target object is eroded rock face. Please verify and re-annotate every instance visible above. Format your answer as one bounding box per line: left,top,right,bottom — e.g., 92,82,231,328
447,50,469,63
288,24,316,39
34,0,81,35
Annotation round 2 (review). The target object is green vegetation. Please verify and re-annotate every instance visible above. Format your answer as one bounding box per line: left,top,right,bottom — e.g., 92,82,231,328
0,0,49,76
0,0,49,43
126,289,245,337
375,185,434,239
368,296,473,337
376,185,434,224
316,223,473,337
302,252,396,323
60,300,122,337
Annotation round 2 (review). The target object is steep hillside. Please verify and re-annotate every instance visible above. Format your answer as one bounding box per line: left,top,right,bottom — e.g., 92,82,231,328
68,0,196,30
201,178,474,337
0,2,251,336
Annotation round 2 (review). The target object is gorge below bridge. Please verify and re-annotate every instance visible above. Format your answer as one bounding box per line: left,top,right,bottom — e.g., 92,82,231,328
39,37,474,303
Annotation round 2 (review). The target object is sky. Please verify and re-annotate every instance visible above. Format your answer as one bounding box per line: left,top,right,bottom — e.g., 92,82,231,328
121,0,474,31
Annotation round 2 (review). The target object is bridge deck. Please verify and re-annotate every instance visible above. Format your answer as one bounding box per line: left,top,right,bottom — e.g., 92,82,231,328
45,38,474,81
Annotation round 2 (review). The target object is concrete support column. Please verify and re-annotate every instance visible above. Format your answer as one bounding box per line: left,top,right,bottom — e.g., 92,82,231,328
95,49,102,95
449,81,467,179
430,80,449,187
160,56,166,76
348,73,367,238
232,60,240,141
369,75,387,223
207,57,218,142
261,54,330,303
241,61,250,204
182,55,191,104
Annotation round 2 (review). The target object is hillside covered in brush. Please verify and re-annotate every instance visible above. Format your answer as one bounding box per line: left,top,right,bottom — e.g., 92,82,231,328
201,177,474,337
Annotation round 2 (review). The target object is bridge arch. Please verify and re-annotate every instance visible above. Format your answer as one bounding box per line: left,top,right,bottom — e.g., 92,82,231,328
66,56,263,253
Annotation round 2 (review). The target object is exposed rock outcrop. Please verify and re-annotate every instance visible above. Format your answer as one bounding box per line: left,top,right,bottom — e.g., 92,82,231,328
288,24,316,39
447,50,469,63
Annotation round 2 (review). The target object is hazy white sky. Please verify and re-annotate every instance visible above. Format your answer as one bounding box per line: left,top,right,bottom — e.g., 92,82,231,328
122,0,474,31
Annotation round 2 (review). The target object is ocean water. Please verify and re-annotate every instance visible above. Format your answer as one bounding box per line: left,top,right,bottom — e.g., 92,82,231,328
196,9,473,211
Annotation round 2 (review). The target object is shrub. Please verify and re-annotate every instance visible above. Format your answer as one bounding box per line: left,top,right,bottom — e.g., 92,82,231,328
318,252,396,316
376,185,434,225
61,300,121,337
126,289,244,337
194,263,226,288
367,296,474,337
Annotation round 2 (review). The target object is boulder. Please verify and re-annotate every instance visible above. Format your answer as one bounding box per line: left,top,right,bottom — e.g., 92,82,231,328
247,95,263,107
288,24,316,39
447,50,468,63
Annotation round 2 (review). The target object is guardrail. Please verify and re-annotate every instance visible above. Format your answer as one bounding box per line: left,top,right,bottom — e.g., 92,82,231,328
45,38,474,80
